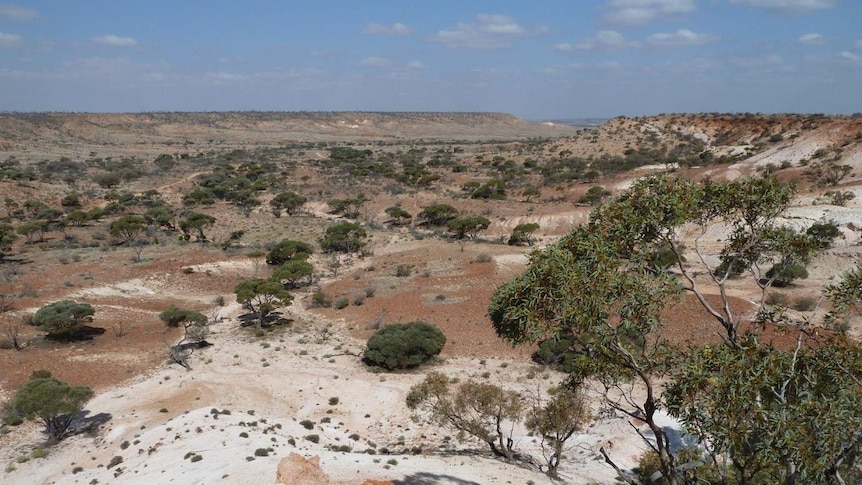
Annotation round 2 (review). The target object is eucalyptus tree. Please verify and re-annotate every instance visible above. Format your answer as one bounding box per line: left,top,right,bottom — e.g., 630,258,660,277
489,174,860,484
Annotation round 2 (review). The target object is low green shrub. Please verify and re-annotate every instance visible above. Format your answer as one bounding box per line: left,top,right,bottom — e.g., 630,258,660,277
363,321,446,370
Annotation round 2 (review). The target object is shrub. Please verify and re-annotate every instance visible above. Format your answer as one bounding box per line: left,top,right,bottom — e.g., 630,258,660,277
395,264,413,277
300,419,315,430
364,321,446,370
304,434,320,444
334,297,349,310
806,220,841,249
311,291,332,308
766,262,809,287
107,456,123,469
792,296,817,312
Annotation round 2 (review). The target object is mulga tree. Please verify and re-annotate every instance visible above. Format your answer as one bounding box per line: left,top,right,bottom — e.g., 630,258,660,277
446,216,491,241
8,371,94,442
109,214,148,245
0,222,16,259
270,191,307,217
418,203,459,227
489,174,849,484
320,222,367,253
180,211,216,242
31,300,96,340
233,278,293,328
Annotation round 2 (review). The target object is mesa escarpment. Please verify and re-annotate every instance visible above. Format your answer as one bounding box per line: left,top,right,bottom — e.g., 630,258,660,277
0,111,579,160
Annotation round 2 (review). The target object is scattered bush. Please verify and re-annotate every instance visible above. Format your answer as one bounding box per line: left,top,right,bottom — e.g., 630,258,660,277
311,291,332,308
364,321,446,370
300,420,315,430
304,434,320,444
334,297,349,310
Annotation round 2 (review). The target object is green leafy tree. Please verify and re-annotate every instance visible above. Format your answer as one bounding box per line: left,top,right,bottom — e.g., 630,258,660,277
16,220,48,244
578,185,612,206
418,203,459,226
320,222,366,253
109,215,148,245
489,174,833,484
363,321,446,370
64,210,89,227
31,300,95,339
272,260,314,288
471,179,507,200
526,386,590,478
406,372,523,459
328,195,366,219
384,206,412,226
266,239,313,266
233,278,292,327
144,206,176,231
522,186,541,202
270,191,307,217
806,219,841,249
159,306,207,329
508,222,540,246
447,216,490,240
180,211,216,242
9,372,93,442
0,222,16,258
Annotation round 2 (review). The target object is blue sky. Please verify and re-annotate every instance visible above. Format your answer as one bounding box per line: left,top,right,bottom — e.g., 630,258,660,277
0,1,860,118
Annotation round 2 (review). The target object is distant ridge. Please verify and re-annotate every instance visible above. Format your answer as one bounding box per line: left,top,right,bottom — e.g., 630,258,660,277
0,112,579,159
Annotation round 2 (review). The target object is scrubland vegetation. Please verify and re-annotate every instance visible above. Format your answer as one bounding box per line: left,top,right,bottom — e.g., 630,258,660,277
1,112,861,484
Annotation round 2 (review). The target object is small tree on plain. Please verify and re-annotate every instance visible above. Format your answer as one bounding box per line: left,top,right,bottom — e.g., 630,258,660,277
8,372,93,442
179,211,216,242
272,260,314,288
447,216,491,241
270,191,307,217
109,215,147,245
406,372,523,460
384,206,412,226
266,239,313,266
508,222,540,246
233,278,293,327
320,222,367,253
31,300,95,339
526,386,590,477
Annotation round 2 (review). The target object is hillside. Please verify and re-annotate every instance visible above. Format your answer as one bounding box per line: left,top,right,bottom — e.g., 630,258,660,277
0,112,861,484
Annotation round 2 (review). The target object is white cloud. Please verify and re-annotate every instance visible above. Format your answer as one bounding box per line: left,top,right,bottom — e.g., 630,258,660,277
840,51,860,62
428,13,534,49
0,4,38,21
603,0,696,25
92,34,138,47
406,60,426,69
728,0,837,14
797,33,824,45
359,56,392,68
856,39,862,50
554,43,574,52
577,30,637,50
0,31,22,47
204,71,249,85
361,22,413,36
645,29,719,47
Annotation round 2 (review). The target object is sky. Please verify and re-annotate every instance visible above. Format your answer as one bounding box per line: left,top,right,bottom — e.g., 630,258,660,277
0,1,860,119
